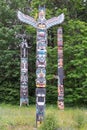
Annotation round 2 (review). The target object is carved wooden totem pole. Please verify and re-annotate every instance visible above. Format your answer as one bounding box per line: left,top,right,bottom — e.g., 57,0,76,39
57,27,64,109
17,5,64,127
20,38,28,106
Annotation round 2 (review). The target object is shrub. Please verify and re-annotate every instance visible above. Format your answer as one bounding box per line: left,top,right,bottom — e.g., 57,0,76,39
39,113,58,130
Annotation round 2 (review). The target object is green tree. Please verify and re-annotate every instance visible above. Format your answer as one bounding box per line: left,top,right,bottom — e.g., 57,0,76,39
0,0,87,106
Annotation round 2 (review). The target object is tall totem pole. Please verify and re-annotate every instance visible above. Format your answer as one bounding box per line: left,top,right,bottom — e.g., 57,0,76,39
57,27,64,109
20,37,28,106
17,5,64,127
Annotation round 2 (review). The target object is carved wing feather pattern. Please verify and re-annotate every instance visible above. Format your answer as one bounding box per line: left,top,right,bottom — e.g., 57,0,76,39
46,13,64,29
17,11,37,28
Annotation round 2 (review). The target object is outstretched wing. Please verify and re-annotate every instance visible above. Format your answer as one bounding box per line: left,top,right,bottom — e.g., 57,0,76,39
17,11,37,28
46,13,64,29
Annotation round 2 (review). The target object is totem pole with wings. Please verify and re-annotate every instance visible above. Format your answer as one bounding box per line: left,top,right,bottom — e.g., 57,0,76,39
17,5,64,127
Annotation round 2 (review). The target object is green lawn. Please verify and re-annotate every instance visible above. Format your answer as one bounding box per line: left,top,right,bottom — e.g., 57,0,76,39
0,104,87,130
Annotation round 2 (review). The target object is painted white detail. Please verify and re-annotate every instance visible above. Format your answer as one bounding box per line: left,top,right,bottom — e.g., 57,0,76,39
17,11,37,28
46,13,64,29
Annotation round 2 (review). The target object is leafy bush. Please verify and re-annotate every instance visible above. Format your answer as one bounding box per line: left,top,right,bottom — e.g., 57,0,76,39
39,113,58,130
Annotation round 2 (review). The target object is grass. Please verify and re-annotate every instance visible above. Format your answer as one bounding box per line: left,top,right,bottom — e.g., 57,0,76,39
0,104,87,130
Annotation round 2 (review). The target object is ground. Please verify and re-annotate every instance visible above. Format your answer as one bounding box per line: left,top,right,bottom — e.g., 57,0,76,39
0,104,87,130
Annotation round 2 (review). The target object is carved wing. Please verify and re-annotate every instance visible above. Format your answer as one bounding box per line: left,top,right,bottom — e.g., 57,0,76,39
46,13,64,29
17,11,37,28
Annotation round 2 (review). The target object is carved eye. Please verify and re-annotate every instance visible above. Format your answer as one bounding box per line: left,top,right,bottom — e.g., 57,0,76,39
38,23,46,29
36,68,46,75
38,56,45,62
42,68,46,74
36,68,41,74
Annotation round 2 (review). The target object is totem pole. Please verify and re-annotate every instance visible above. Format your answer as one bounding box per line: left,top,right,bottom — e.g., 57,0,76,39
57,27,64,109
36,6,47,127
20,37,28,106
17,5,64,127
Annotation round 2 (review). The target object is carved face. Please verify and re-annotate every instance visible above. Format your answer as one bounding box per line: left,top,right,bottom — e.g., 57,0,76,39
36,59,46,68
58,58,63,68
38,23,46,29
36,50,47,67
21,71,28,85
36,68,46,77
37,55,46,63
39,9,45,20
37,29,46,37
37,41,47,50
20,87,28,98
36,77,46,87
58,28,62,34
58,101,64,110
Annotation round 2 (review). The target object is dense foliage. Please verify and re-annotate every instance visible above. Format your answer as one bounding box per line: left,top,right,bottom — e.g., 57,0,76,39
0,0,87,106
